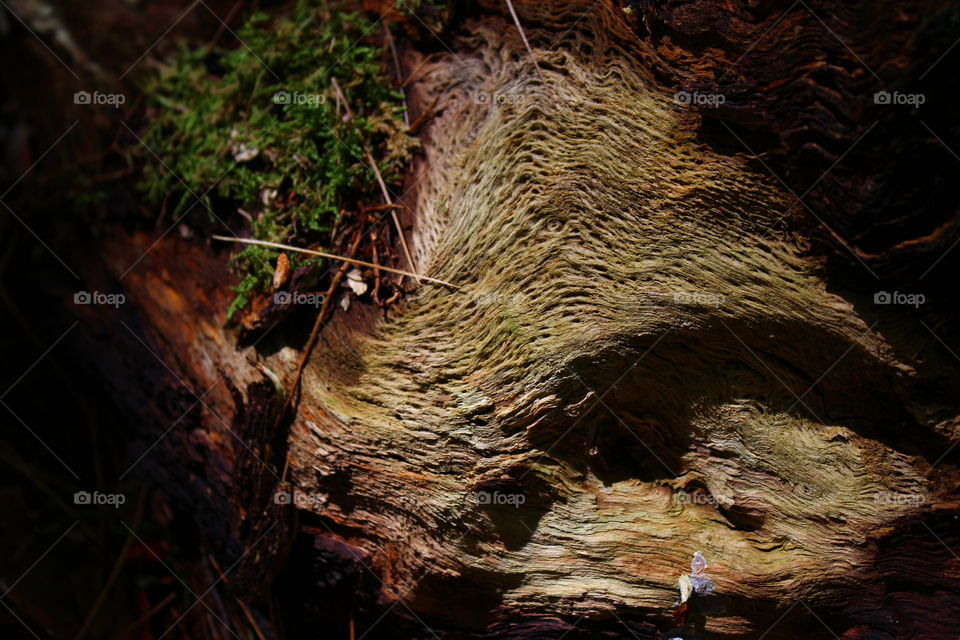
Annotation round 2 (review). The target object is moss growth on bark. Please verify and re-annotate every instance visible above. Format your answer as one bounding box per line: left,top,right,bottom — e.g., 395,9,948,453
138,1,415,319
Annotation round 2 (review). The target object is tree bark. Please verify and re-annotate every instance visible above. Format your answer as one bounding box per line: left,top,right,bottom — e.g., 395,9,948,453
75,1,960,638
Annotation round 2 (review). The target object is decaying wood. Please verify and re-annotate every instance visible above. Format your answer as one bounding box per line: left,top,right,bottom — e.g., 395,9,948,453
623,0,960,280
75,1,960,638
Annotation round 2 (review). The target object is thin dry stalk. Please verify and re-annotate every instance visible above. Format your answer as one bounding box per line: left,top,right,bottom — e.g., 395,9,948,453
210,236,457,288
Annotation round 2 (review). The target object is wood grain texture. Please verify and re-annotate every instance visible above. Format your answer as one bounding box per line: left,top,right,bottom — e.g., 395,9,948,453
623,0,960,280
76,1,960,637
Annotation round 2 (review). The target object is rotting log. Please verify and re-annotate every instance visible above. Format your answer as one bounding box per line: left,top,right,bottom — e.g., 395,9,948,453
73,1,960,638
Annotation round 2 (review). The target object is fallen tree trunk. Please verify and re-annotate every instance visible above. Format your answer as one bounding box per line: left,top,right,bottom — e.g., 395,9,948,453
74,1,960,638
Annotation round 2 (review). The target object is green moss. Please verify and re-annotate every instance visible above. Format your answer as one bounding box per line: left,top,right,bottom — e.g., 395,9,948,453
138,0,415,320
502,314,522,337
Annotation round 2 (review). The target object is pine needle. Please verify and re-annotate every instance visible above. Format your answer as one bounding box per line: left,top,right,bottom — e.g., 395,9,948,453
505,0,547,88
331,77,420,284
364,148,421,285
211,235,459,289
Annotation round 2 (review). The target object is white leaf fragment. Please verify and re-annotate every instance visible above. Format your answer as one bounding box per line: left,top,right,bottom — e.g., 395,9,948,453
345,268,368,296
229,126,259,162
678,573,694,604
232,143,259,162
260,187,278,208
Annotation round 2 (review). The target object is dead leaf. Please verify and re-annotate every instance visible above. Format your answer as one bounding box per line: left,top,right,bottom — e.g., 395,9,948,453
272,253,290,290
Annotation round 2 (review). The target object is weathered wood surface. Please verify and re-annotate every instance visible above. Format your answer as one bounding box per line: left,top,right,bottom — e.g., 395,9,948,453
625,0,960,280
76,1,960,638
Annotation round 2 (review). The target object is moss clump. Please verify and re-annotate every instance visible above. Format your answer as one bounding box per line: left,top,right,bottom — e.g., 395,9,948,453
139,0,415,320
